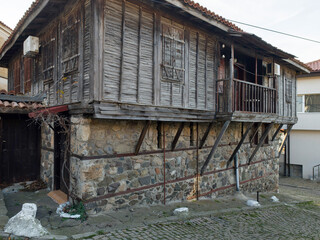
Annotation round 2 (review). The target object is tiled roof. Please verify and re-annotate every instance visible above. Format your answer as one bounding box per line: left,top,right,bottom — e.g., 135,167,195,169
307,59,320,71
0,21,13,32
290,58,313,72
0,90,44,112
181,0,242,32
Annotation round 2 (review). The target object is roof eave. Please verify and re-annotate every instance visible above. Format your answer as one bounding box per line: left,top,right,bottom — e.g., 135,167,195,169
283,59,311,74
0,0,50,65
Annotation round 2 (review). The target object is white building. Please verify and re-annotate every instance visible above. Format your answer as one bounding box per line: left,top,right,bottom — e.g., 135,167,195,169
289,59,320,179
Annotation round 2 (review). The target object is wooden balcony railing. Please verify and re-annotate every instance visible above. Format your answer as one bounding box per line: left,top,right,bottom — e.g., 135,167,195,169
216,79,277,114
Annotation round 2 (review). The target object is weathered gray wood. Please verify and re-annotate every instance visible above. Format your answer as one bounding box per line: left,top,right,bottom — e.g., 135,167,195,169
171,122,185,150
271,124,283,141
136,6,142,103
195,32,199,108
153,12,161,105
199,121,213,149
200,120,230,175
183,27,190,108
228,44,234,112
227,122,254,166
249,122,274,164
135,120,151,154
118,0,126,102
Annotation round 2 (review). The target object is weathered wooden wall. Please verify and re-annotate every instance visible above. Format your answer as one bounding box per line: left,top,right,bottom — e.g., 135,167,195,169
103,0,217,111
278,66,296,119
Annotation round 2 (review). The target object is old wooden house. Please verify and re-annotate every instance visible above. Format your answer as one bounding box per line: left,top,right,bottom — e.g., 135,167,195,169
0,0,310,212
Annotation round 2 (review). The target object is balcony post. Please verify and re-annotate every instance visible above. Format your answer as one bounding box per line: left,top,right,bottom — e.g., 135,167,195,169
229,44,234,112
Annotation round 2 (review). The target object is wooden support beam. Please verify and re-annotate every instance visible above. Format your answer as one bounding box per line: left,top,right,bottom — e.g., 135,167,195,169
171,122,185,150
228,44,234,112
227,122,254,167
135,120,151,155
278,124,293,157
250,122,262,144
199,121,214,149
248,123,274,164
200,120,230,176
271,124,283,141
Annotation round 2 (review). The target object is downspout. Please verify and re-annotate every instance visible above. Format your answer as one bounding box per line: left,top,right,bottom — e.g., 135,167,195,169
163,123,166,205
235,154,240,191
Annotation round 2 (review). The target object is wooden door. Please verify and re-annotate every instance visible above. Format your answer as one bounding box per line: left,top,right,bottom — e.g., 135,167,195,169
54,121,70,194
0,115,40,185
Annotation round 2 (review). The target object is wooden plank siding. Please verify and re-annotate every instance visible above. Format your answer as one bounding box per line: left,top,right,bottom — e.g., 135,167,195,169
102,0,217,111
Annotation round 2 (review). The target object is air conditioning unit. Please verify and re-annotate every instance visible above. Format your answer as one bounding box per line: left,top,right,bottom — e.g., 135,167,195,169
274,63,280,76
266,63,281,76
23,36,39,57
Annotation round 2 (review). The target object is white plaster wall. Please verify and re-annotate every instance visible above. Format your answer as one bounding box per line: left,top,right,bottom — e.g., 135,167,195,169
290,130,320,179
295,113,320,130
297,76,320,95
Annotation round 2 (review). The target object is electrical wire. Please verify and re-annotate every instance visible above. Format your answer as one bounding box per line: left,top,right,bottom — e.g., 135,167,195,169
227,19,320,44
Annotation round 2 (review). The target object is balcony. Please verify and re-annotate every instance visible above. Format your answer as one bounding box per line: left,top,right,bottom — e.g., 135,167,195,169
216,78,277,120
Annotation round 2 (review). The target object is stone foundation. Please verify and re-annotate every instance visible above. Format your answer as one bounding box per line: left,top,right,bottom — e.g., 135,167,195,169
40,116,281,213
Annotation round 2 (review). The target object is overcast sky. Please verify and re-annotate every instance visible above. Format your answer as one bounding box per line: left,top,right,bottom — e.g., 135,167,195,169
1,0,319,63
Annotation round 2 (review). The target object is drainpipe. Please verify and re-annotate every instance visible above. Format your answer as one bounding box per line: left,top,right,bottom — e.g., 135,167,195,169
235,154,240,192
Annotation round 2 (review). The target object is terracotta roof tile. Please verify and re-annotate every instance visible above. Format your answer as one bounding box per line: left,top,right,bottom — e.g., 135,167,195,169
182,0,242,32
0,90,44,111
306,59,320,71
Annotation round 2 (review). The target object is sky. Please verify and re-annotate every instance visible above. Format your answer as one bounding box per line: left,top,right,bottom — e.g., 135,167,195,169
0,0,319,63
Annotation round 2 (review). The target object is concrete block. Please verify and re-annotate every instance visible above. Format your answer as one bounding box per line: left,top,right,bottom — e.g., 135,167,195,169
72,232,97,239
35,234,68,240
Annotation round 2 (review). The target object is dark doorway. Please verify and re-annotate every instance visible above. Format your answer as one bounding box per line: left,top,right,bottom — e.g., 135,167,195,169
0,115,40,185
54,120,70,195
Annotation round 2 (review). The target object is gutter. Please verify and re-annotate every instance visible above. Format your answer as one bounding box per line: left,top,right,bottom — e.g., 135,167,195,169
283,59,311,74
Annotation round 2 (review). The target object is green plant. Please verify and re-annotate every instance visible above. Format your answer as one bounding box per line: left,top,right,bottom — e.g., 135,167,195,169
97,230,104,235
65,202,88,222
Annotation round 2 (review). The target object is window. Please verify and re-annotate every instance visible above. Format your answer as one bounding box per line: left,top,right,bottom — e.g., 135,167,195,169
296,95,304,113
285,77,293,103
61,13,80,75
161,20,185,82
305,94,320,112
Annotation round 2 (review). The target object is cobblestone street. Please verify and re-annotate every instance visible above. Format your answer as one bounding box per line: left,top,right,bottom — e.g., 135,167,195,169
88,203,320,240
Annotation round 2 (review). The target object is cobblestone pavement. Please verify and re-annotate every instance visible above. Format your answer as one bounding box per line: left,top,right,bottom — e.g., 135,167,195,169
87,203,320,240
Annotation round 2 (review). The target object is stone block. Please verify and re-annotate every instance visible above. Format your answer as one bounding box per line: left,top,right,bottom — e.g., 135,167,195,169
139,176,151,186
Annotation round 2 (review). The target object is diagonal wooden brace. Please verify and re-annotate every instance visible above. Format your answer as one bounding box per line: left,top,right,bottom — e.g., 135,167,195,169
227,122,254,167
135,120,151,155
248,122,274,164
200,120,231,176
250,122,262,145
271,124,283,141
171,122,185,150
199,121,214,149
278,124,293,157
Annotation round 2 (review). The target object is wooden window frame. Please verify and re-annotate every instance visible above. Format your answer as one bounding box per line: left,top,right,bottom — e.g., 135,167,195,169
161,21,185,83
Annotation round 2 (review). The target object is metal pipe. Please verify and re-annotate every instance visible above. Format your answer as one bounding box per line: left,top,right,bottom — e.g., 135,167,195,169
235,154,240,191
163,122,166,205
288,134,291,177
196,122,199,200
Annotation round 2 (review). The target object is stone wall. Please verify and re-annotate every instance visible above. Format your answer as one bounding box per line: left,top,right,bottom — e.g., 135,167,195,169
50,116,281,213
40,123,55,190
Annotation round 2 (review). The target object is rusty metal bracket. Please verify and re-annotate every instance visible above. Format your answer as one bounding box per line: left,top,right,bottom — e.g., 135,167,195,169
171,122,185,150
271,124,283,141
135,120,151,155
200,120,230,176
227,122,254,167
199,121,214,149
248,123,274,164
